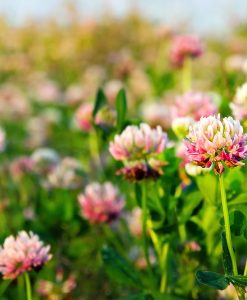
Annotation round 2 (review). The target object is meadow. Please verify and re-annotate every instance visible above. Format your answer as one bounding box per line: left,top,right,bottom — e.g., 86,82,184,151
0,12,246,300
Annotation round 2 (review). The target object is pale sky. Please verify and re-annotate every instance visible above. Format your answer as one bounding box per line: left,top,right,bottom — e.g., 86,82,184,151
0,0,247,35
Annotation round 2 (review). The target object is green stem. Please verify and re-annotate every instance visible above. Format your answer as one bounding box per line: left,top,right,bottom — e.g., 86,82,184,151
244,260,247,276
219,175,238,275
141,183,153,274
182,57,192,92
160,243,169,293
24,272,32,300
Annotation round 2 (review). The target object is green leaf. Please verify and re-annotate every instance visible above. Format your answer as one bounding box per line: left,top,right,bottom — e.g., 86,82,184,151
101,246,142,288
196,271,229,290
178,191,202,224
0,280,11,297
116,88,128,131
93,88,107,118
228,193,247,206
227,275,247,287
229,210,246,236
221,231,233,275
196,174,217,205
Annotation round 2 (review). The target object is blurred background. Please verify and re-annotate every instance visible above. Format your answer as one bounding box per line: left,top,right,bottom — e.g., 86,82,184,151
0,0,247,35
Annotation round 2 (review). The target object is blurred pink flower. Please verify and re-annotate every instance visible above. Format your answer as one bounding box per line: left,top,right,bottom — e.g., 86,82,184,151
37,270,76,298
48,157,84,189
0,231,52,279
172,92,217,121
0,127,6,152
78,182,124,224
31,148,60,175
184,115,247,174
109,123,167,161
142,102,173,130
127,208,142,237
33,78,61,103
9,156,33,178
64,84,86,106
75,103,93,132
170,35,203,67
185,241,201,252
230,83,247,121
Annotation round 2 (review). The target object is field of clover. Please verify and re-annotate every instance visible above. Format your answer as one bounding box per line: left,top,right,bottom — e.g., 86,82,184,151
0,13,247,300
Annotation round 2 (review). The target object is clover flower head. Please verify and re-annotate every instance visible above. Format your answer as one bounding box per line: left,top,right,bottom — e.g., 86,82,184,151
0,231,52,279
184,115,247,174
78,182,124,224
170,35,203,67
109,123,167,161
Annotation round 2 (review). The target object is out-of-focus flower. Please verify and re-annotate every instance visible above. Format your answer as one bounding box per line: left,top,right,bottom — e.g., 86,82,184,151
26,117,49,148
217,284,239,300
32,77,61,103
185,162,211,177
78,182,124,224
230,83,247,121
37,280,53,297
127,208,142,237
172,117,194,139
172,92,217,121
9,156,33,179
64,84,86,106
128,68,152,100
37,270,76,299
95,106,116,131
0,231,52,279
31,148,60,175
185,241,201,252
141,102,173,130
184,115,247,174
23,207,36,221
109,123,167,161
0,127,6,152
48,157,84,189
104,80,124,105
170,35,203,67
0,85,30,119
75,103,93,132
225,55,247,73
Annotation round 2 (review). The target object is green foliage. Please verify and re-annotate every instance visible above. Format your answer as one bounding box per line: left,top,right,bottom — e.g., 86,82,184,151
196,271,229,290
101,246,143,288
116,88,128,132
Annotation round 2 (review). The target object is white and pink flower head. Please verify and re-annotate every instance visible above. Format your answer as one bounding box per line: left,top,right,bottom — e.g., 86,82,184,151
230,82,247,121
109,123,167,180
0,231,52,279
172,91,217,121
78,182,124,224
170,35,203,67
184,115,247,174
74,103,93,132
109,123,167,161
